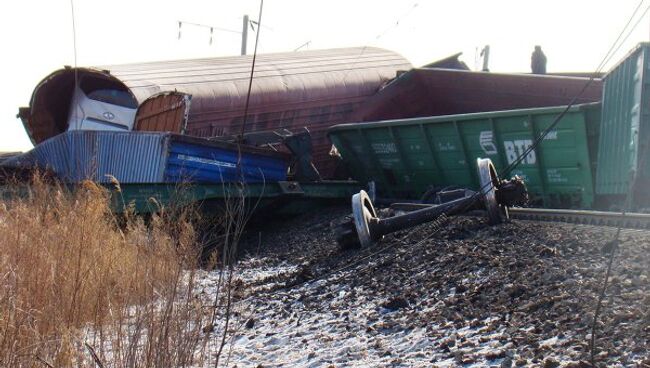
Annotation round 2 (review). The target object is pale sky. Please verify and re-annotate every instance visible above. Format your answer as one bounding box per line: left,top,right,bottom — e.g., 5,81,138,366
1,0,649,151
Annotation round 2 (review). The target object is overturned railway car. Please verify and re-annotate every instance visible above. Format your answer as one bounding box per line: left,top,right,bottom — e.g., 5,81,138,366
17,47,413,178
350,67,603,122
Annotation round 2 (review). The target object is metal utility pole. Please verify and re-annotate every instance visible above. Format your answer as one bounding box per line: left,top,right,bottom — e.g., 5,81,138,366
241,14,249,55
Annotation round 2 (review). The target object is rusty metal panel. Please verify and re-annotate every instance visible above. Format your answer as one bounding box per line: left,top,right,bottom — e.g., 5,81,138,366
18,104,65,146
134,92,191,133
350,68,603,122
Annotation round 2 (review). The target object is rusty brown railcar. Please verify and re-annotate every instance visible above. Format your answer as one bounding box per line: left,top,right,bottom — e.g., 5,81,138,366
350,68,603,122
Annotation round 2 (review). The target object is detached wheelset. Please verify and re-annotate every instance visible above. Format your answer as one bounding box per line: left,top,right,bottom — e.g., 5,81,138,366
334,158,528,249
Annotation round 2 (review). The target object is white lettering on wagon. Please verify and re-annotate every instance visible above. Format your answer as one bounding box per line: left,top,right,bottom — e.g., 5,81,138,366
371,142,397,154
438,142,456,151
547,169,568,183
177,154,237,168
479,131,498,155
504,139,536,165
543,130,558,140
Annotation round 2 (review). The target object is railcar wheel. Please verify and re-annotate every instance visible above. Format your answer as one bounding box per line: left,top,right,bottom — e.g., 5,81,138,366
476,158,508,225
351,190,380,248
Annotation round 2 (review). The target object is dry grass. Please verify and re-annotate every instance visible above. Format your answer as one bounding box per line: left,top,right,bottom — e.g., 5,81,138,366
0,177,214,367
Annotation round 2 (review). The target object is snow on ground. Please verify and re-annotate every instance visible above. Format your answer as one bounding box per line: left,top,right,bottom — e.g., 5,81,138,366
193,208,650,367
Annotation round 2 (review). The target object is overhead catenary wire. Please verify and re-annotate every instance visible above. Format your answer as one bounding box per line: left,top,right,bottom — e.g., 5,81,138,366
178,20,242,35
342,2,419,81
373,3,419,41
596,0,645,72
293,40,311,52
177,20,240,46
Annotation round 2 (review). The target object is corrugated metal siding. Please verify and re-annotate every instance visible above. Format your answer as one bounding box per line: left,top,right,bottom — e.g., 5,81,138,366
596,43,650,195
164,138,287,183
4,131,169,183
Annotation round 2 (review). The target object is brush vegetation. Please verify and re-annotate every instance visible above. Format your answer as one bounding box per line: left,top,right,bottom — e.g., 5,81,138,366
0,178,215,367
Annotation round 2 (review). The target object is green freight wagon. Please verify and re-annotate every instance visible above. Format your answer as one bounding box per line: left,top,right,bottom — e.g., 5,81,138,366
329,103,601,208
596,42,650,209
0,181,362,217
108,181,362,215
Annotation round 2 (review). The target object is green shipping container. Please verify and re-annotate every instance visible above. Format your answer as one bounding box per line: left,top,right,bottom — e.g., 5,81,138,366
596,43,650,207
329,103,601,208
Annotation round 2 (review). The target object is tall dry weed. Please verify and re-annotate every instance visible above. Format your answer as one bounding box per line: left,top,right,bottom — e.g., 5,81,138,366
0,177,212,367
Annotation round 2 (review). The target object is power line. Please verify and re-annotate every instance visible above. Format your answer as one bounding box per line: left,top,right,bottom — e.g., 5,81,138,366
342,2,419,81
595,0,644,72
374,3,419,41
596,0,650,69
178,20,242,36
293,40,311,52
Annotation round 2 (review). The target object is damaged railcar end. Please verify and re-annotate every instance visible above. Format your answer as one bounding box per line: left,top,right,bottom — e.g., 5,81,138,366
18,67,142,145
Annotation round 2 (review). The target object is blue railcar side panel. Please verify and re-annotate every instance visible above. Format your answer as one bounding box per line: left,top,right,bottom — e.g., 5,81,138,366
4,131,287,184
164,141,287,183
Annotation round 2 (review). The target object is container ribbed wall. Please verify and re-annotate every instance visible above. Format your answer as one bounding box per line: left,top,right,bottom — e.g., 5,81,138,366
596,43,650,196
4,131,169,183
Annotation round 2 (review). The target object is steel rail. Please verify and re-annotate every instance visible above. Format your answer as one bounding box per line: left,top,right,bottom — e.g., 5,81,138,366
508,207,650,230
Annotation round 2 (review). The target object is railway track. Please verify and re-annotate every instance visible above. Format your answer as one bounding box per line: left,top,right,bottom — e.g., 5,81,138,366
389,202,650,231
508,207,650,230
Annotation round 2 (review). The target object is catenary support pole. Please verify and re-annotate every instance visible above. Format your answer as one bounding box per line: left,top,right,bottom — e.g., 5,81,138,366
241,14,249,55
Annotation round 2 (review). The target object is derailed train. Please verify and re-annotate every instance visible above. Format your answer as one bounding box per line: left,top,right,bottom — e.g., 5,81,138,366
14,43,647,212
16,47,603,181
329,43,650,211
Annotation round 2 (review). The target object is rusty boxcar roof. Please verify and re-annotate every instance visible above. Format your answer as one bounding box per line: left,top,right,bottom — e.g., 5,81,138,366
103,47,411,105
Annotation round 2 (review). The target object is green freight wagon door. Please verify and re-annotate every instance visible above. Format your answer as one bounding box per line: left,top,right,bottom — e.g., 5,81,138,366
329,103,600,208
